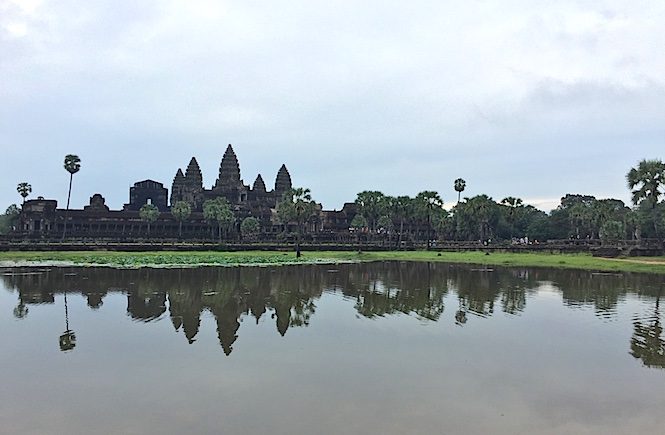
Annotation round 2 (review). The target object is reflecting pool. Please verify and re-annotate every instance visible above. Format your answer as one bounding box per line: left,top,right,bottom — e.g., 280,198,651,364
1,262,664,434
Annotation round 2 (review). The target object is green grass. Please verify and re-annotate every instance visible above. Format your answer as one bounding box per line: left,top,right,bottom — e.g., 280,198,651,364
0,250,664,274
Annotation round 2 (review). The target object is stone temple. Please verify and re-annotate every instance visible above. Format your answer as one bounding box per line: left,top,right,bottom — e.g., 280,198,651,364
170,144,293,215
16,144,358,239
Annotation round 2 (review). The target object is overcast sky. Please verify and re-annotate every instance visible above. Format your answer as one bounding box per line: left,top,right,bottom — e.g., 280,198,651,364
1,0,664,212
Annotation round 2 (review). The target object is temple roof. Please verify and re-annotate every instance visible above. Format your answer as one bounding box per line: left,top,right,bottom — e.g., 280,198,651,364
216,144,241,189
185,157,203,188
275,164,292,194
253,174,267,193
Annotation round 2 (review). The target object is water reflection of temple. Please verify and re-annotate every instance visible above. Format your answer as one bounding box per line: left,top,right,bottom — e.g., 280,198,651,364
2,263,664,366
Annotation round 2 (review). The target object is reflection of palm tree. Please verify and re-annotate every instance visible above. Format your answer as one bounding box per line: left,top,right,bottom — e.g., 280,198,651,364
13,302,28,318
59,289,76,352
455,295,468,326
630,291,664,369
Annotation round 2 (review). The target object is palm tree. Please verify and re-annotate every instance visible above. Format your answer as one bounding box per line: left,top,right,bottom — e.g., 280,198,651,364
350,214,368,244
415,191,443,249
171,201,192,238
16,182,32,204
627,159,665,207
139,203,160,236
203,197,234,242
62,154,81,240
390,196,412,247
454,178,466,204
277,188,316,257
500,197,523,238
355,191,387,233
627,159,665,236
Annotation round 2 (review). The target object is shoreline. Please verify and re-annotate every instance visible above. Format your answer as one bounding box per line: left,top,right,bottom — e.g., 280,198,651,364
1,250,665,274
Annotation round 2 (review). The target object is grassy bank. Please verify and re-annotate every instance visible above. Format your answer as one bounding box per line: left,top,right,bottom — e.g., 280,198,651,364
1,250,665,274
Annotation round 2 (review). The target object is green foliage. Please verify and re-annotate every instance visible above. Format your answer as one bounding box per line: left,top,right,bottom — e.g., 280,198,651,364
453,194,499,240
171,201,191,222
139,203,159,223
139,203,159,235
526,213,554,241
0,204,20,235
355,191,387,231
277,188,316,235
171,201,192,237
2,250,665,274
350,214,368,229
377,215,394,233
635,202,665,239
203,197,235,241
599,220,625,242
240,216,261,239
414,191,443,243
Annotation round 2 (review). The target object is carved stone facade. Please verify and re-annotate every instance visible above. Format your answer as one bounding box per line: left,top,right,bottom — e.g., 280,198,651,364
170,144,293,227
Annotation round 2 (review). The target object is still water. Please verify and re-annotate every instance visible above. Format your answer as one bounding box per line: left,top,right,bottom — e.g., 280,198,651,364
1,262,664,435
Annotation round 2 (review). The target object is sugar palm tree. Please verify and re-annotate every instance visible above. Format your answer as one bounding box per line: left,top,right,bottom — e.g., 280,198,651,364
62,154,81,240
454,178,466,204
171,201,192,238
500,197,523,238
415,191,443,249
139,203,160,236
627,159,665,207
16,182,32,204
627,159,665,236
203,197,234,242
277,187,316,257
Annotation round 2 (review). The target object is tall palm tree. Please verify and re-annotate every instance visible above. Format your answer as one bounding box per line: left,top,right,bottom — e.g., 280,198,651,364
500,197,523,238
415,191,443,249
16,182,32,204
277,187,316,257
627,159,665,236
454,178,466,204
62,154,81,240
171,201,192,238
139,203,160,236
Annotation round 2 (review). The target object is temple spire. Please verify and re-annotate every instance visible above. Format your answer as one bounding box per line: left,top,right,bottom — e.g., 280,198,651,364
185,157,203,189
253,174,267,193
216,144,241,189
173,168,185,185
274,164,292,196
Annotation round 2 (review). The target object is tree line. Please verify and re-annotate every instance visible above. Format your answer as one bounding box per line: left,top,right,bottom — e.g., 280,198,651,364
3,157,664,243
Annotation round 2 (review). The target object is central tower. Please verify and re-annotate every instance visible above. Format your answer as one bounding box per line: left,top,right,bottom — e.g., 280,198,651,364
215,144,241,190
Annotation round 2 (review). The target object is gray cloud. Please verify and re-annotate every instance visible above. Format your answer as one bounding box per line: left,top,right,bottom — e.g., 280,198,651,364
1,0,663,211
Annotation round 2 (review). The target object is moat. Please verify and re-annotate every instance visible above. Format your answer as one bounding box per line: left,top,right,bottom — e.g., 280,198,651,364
2,262,664,434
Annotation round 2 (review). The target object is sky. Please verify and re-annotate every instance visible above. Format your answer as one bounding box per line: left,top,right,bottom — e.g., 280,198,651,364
1,0,664,212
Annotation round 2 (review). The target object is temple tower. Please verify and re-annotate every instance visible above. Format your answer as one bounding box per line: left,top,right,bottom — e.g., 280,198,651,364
170,168,186,206
253,174,267,194
171,157,205,209
185,157,203,189
216,144,241,190
274,164,292,199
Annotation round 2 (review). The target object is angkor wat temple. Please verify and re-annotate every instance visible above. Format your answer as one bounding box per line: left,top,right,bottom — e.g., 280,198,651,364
17,144,356,240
